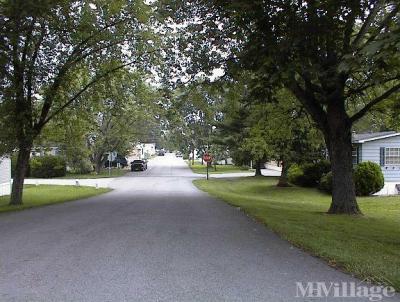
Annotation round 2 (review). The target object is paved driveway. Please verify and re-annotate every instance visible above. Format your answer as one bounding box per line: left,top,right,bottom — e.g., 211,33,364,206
0,155,398,302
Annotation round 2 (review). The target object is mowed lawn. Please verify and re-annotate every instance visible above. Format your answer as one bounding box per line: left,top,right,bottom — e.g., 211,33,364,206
59,168,128,179
188,161,250,174
194,177,400,290
0,185,111,213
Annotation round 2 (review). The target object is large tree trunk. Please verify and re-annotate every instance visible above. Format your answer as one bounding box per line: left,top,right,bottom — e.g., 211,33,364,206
94,152,105,174
255,160,262,176
277,160,290,187
95,161,103,174
326,106,361,215
191,149,195,165
9,143,32,206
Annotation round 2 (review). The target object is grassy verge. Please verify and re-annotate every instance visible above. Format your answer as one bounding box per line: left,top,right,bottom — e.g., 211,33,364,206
187,161,250,174
59,168,128,179
0,185,111,213
193,177,400,290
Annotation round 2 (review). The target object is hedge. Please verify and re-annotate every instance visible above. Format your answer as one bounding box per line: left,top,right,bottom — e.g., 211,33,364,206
30,155,66,178
288,160,331,187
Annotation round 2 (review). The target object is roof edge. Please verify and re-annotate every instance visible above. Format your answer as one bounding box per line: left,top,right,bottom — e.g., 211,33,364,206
356,132,400,143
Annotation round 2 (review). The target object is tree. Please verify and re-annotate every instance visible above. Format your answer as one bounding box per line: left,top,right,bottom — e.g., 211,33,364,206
85,72,160,173
0,0,157,205
211,79,256,171
203,1,400,214
38,106,93,174
168,81,223,163
40,70,161,173
209,144,229,169
214,80,324,181
246,89,325,186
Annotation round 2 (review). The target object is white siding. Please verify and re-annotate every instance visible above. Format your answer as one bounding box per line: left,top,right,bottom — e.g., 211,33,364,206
361,136,400,182
0,157,11,196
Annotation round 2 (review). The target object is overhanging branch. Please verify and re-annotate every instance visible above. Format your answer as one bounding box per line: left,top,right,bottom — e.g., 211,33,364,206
346,74,400,97
352,0,384,47
350,82,400,122
36,50,158,130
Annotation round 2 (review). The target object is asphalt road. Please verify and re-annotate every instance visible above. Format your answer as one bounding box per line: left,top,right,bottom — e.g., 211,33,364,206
0,154,398,302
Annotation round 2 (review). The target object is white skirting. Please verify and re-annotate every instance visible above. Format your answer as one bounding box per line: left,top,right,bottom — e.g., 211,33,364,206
0,182,11,196
374,182,400,196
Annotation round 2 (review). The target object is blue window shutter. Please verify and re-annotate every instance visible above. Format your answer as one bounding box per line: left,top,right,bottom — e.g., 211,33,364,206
380,147,385,166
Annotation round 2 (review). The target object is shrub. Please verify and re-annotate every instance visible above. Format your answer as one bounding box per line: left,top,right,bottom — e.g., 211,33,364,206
30,155,66,178
69,159,93,174
289,160,331,187
300,160,331,187
354,161,384,196
318,162,384,196
319,172,332,193
288,164,303,185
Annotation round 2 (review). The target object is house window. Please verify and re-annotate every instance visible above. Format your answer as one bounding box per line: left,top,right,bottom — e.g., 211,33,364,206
385,148,400,165
352,146,358,165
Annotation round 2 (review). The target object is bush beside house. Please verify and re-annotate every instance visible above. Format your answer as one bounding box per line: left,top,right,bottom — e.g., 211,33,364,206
30,156,67,178
318,162,384,196
353,162,385,196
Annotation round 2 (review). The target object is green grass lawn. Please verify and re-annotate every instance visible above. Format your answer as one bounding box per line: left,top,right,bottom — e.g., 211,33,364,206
194,176,400,290
59,168,128,179
187,161,250,174
0,185,111,213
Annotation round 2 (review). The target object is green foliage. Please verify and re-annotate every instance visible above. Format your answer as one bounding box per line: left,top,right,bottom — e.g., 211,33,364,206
354,162,385,196
302,161,331,187
289,160,331,187
287,164,303,185
167,81,224,157
209,144,229,164
1,0,159,203
319,172,333,194
69,159,93,174
30,156,66,178
214,84,325,170
39,69,162,174
191,0,399,212
319,163,384,196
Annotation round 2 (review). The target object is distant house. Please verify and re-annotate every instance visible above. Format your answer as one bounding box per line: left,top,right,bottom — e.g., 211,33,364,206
31,146,61,157
0,157,11,196
140,143,156,157
127,143,156,162
352,131,400,182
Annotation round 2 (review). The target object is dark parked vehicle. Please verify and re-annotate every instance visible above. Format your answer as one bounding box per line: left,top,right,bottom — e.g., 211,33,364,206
158,150,165,156
131,160,147,171
104,155,128,168
115,155,128,167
